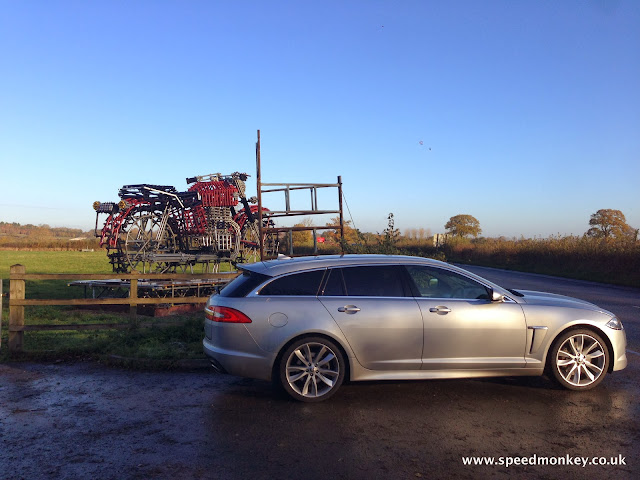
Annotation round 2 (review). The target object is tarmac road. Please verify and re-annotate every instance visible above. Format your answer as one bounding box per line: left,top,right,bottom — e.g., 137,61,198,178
1,267,638,480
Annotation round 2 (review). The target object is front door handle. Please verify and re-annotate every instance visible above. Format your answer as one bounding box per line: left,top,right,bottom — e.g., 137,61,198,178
338,305,361,314
429,306,451,315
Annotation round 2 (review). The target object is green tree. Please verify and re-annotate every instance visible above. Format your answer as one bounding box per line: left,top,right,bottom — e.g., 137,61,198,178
445,214,482,238
587,209,634,239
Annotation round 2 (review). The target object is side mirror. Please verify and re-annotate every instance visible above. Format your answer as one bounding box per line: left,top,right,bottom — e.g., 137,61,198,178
490,289,505,302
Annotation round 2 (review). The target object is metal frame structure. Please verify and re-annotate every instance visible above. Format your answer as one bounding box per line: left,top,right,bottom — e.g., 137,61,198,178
255,130,344,258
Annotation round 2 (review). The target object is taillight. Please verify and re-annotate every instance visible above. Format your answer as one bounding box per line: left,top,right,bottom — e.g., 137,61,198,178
205,306,252,323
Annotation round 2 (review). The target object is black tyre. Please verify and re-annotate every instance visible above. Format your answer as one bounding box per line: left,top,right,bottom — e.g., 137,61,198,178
549,329,609,390
278,337,345,402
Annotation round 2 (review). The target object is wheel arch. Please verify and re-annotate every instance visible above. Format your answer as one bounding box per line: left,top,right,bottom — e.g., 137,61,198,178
544,324,615,374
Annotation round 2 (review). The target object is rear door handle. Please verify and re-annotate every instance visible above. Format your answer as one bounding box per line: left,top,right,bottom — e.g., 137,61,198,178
338,305,361,314
429,306,451,315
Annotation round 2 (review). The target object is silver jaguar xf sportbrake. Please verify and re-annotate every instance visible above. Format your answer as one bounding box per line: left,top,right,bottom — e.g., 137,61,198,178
203,255,627,402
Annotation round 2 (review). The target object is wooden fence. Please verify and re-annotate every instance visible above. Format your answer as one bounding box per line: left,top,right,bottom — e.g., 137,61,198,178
4,264,239,353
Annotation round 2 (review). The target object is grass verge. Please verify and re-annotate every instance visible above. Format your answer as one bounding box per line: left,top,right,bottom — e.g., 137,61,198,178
0,310,207,367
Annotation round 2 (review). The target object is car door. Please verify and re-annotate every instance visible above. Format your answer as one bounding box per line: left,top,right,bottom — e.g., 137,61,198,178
405,265,527,370
318,265,424,371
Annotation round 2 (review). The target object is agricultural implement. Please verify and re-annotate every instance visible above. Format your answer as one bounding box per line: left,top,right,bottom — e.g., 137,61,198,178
93,172,276,273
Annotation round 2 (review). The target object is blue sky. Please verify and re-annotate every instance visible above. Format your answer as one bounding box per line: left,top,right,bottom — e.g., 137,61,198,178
1,0,638,238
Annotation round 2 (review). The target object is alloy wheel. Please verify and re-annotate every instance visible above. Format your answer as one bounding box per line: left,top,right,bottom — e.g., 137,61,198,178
284,341,342,400
554,333,607,388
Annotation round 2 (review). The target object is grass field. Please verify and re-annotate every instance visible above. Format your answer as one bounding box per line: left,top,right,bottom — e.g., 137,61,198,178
0,250,207,364
0,250,113,275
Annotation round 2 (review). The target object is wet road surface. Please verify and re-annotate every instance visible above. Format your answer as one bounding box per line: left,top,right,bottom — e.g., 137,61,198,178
1,268,639,480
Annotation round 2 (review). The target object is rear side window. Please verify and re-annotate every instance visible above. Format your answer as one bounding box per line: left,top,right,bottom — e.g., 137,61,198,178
220,270,270,298
322,266,407,297
259,269,325,296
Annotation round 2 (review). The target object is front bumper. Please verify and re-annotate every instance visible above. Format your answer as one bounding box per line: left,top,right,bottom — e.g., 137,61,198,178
610,328,627,372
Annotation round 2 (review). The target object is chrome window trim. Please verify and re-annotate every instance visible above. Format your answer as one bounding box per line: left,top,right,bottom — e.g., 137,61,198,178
247,262,516,303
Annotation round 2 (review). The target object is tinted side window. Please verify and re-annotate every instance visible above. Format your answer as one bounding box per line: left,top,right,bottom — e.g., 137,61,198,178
340,266,406,297
321,268,345,296
405,265,489,300
220,271,270,297
259,269,325,296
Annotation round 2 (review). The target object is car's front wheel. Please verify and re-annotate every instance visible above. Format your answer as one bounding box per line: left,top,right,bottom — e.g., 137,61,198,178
549,329,609,390
278,337,345,402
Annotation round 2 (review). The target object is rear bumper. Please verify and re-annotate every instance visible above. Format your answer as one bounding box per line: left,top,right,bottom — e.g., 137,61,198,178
203,322,274,381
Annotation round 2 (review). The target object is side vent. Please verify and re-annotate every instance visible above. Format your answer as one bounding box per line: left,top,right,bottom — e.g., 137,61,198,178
528,326,549,354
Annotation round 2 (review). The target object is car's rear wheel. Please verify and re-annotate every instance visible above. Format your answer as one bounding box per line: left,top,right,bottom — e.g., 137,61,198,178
549,329,609,390
278,337,345,402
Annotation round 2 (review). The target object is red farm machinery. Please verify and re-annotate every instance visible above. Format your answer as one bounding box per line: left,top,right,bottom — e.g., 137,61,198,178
93,172,276,273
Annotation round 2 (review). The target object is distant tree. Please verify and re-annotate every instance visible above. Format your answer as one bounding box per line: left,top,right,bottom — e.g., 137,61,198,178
326,216,360,245
587,209,634,239
445,214,482,238
359,231,379,244
403,228,420,240
292,218,314,245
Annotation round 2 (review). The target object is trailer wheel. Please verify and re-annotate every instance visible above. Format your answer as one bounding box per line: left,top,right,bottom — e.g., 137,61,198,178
123,212,178,273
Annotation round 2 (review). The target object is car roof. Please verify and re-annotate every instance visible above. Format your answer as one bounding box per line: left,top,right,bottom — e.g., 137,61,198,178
240,254,450,277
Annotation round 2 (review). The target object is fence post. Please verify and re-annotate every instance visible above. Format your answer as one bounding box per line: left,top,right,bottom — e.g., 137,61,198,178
9,264,26,353
129,278,138,327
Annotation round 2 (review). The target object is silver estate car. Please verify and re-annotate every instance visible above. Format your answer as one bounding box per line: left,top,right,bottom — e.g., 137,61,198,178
203,255,627,402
